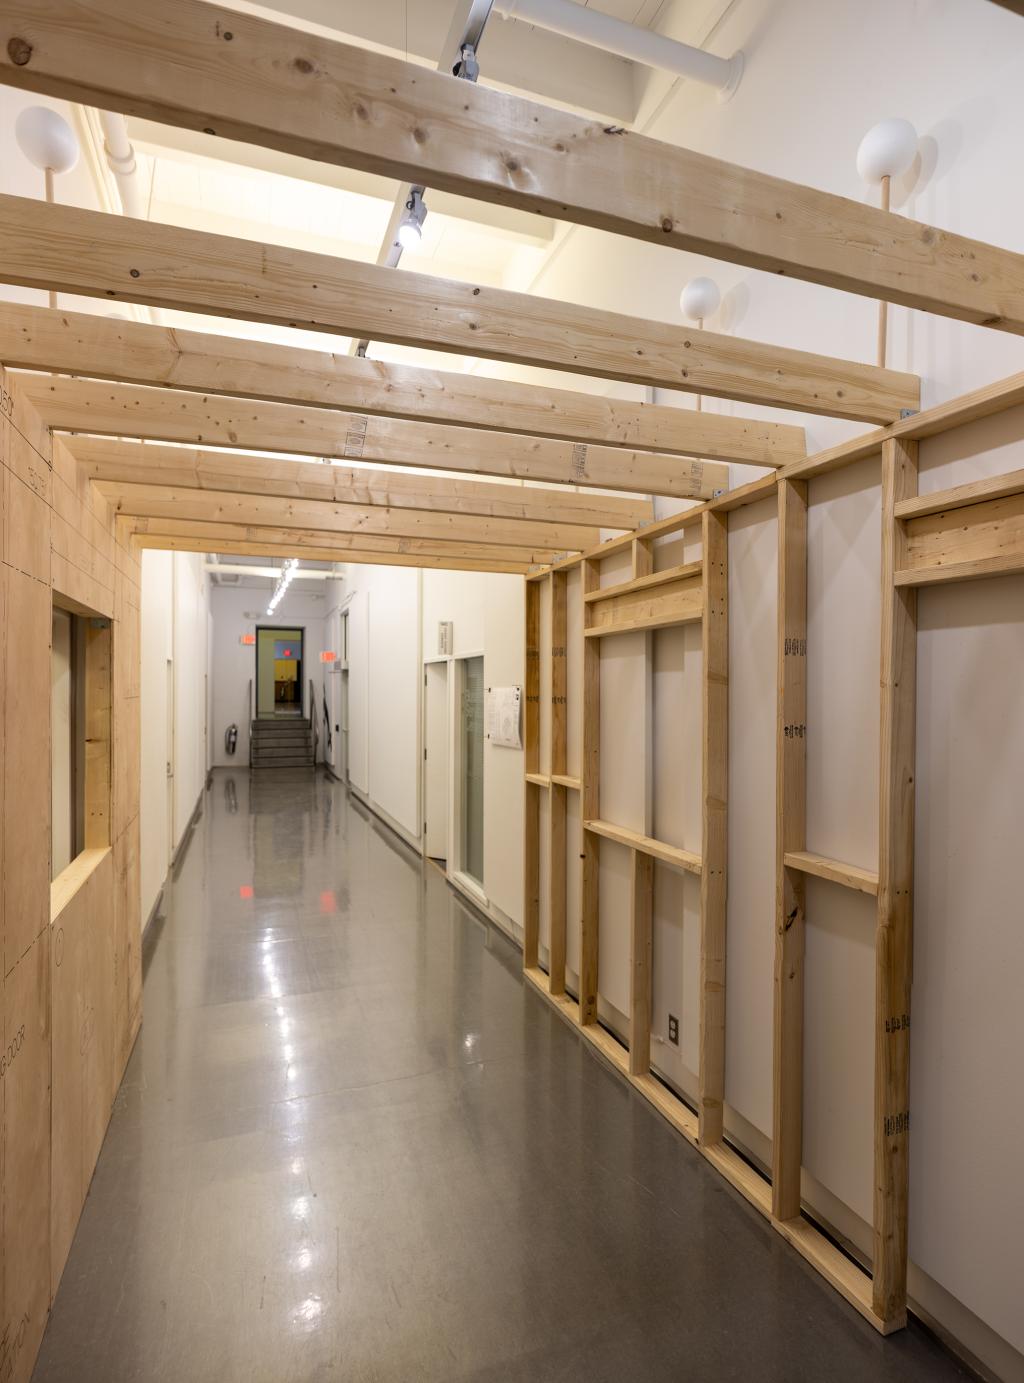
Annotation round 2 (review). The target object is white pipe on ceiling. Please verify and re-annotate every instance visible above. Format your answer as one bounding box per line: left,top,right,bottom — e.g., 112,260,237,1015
97,109,147,218
495,0,743,99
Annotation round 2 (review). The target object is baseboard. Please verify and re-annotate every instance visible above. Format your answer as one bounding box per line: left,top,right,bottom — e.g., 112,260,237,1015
348,783,422,853
169,786,205,870
447,872,519,944
141,883,164,938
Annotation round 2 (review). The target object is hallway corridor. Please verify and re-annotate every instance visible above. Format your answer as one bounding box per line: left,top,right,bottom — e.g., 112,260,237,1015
33,773,967,1383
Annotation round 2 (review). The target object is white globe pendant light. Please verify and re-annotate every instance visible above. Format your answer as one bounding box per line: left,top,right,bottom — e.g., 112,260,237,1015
857,118,918,368
15,105,79,175
679,276,721,324
679,276,721,412
15,105,81,311
856,118,918,185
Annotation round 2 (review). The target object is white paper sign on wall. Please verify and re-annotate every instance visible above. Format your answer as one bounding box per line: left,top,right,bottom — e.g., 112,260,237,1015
486,686,522,749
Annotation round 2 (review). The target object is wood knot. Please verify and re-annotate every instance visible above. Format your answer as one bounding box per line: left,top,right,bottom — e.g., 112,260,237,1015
504,156,520,174
7,36,32,65
412,126,427,145
660,217,673,233
294,57,314,74
129,268,141,278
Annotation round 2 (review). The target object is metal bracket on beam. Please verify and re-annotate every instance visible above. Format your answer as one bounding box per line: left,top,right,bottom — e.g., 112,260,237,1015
454,42,480,80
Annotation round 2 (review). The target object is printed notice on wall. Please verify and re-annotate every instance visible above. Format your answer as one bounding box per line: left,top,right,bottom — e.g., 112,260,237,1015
486,686,522,749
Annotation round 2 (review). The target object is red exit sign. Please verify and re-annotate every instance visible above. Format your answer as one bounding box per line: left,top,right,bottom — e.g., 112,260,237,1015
320,651,337,663
240,633,256,645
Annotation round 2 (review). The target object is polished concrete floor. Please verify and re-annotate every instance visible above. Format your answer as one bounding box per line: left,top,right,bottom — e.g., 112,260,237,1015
33,771,970,1383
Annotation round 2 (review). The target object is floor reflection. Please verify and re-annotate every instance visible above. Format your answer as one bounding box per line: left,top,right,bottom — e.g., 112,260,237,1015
31,770,968,1383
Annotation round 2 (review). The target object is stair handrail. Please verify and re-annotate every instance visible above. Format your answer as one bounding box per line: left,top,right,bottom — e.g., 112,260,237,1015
309,678,318,766
321,682,333,758
247,677,253,768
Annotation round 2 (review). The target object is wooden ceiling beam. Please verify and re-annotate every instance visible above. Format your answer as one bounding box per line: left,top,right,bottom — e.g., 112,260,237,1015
123,517,541,573
64,436,652,529
0,0,1018,333
0,196,916,423
23,376,727,499
0,303,806,466
97,480,598,551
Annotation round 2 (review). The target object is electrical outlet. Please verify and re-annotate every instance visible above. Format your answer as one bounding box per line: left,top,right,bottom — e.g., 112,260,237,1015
668,1014,679,1046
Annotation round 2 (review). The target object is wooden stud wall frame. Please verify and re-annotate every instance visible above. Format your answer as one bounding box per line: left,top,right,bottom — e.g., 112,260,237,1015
522,374,1024,1337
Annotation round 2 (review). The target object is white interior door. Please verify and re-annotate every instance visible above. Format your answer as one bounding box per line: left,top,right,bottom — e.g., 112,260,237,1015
424,661,449,861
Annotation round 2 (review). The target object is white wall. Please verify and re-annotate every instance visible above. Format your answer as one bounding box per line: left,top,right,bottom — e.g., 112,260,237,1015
139,550,211,927
423,568,525,926
208,582,328,767
343,563,524,929
343,563,422,844
172,553,210,843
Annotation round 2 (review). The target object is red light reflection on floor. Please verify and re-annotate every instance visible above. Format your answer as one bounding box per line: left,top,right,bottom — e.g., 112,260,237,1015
239,885,254,899
319,890,336,915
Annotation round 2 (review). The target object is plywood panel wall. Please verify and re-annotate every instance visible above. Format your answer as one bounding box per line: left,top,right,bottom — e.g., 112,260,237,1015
0,368,141,1383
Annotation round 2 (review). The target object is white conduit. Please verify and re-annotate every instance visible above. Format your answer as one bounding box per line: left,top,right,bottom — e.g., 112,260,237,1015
97,109,147,218
495,0,742,98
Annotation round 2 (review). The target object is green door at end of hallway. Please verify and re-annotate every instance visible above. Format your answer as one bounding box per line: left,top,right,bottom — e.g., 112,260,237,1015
256,627,303,718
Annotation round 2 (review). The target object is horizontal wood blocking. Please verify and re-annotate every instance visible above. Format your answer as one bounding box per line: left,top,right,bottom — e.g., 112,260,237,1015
584,819,701,874
897,488,1024,585
0,302,807,466
97,480,598,552
585,568,703,636
584,560,702,603
2,0,1020,337
525,961,889,1333
0,196,915,422
22,376,726,500
893,467,1024,521
783,851,879,896
524,772,550,788
123,517,545,572
551,774,581,791
65,436,653,530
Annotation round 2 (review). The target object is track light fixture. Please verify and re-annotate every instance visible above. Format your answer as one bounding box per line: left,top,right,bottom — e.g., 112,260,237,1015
266,557,299,616
396,187,427,251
